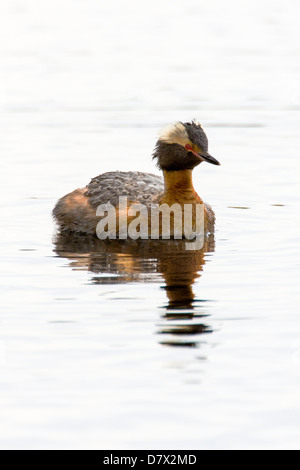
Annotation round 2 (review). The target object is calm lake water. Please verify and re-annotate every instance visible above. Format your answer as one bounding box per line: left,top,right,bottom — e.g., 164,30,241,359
1,0,300,450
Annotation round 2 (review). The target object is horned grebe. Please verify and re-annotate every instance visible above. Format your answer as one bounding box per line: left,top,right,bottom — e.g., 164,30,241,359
53,121,220,236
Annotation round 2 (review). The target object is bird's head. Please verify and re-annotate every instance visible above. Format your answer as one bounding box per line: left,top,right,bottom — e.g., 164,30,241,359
153,121,220,171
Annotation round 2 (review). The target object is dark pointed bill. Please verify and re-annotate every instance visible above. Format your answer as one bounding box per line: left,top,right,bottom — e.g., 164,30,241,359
201,153,221,166
187,145,221,166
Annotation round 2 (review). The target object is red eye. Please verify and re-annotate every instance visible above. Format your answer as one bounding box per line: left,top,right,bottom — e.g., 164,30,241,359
185,144,193,151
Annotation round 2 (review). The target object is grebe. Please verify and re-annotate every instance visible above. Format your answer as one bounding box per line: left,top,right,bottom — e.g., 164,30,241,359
53,121,220,236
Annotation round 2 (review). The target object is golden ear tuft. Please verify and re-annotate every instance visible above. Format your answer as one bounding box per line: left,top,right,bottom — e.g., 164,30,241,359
191,119,202,128
159,122,189,147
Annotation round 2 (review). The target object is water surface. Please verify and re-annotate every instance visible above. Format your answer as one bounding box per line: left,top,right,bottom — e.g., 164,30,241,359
1,0,300,450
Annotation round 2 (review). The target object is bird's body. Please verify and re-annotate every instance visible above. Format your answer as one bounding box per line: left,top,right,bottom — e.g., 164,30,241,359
53,171,164,234
53,121,220,238
87,171,164,208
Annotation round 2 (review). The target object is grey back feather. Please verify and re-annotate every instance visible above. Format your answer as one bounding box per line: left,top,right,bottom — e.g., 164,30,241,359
86,171,164,208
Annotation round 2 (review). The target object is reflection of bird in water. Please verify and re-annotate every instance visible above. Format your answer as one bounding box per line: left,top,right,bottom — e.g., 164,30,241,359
53,121,220,236
54,232,215,348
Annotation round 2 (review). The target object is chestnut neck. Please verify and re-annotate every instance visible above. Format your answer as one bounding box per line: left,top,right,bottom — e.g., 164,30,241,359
161,169,202,205
163,169,195,193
